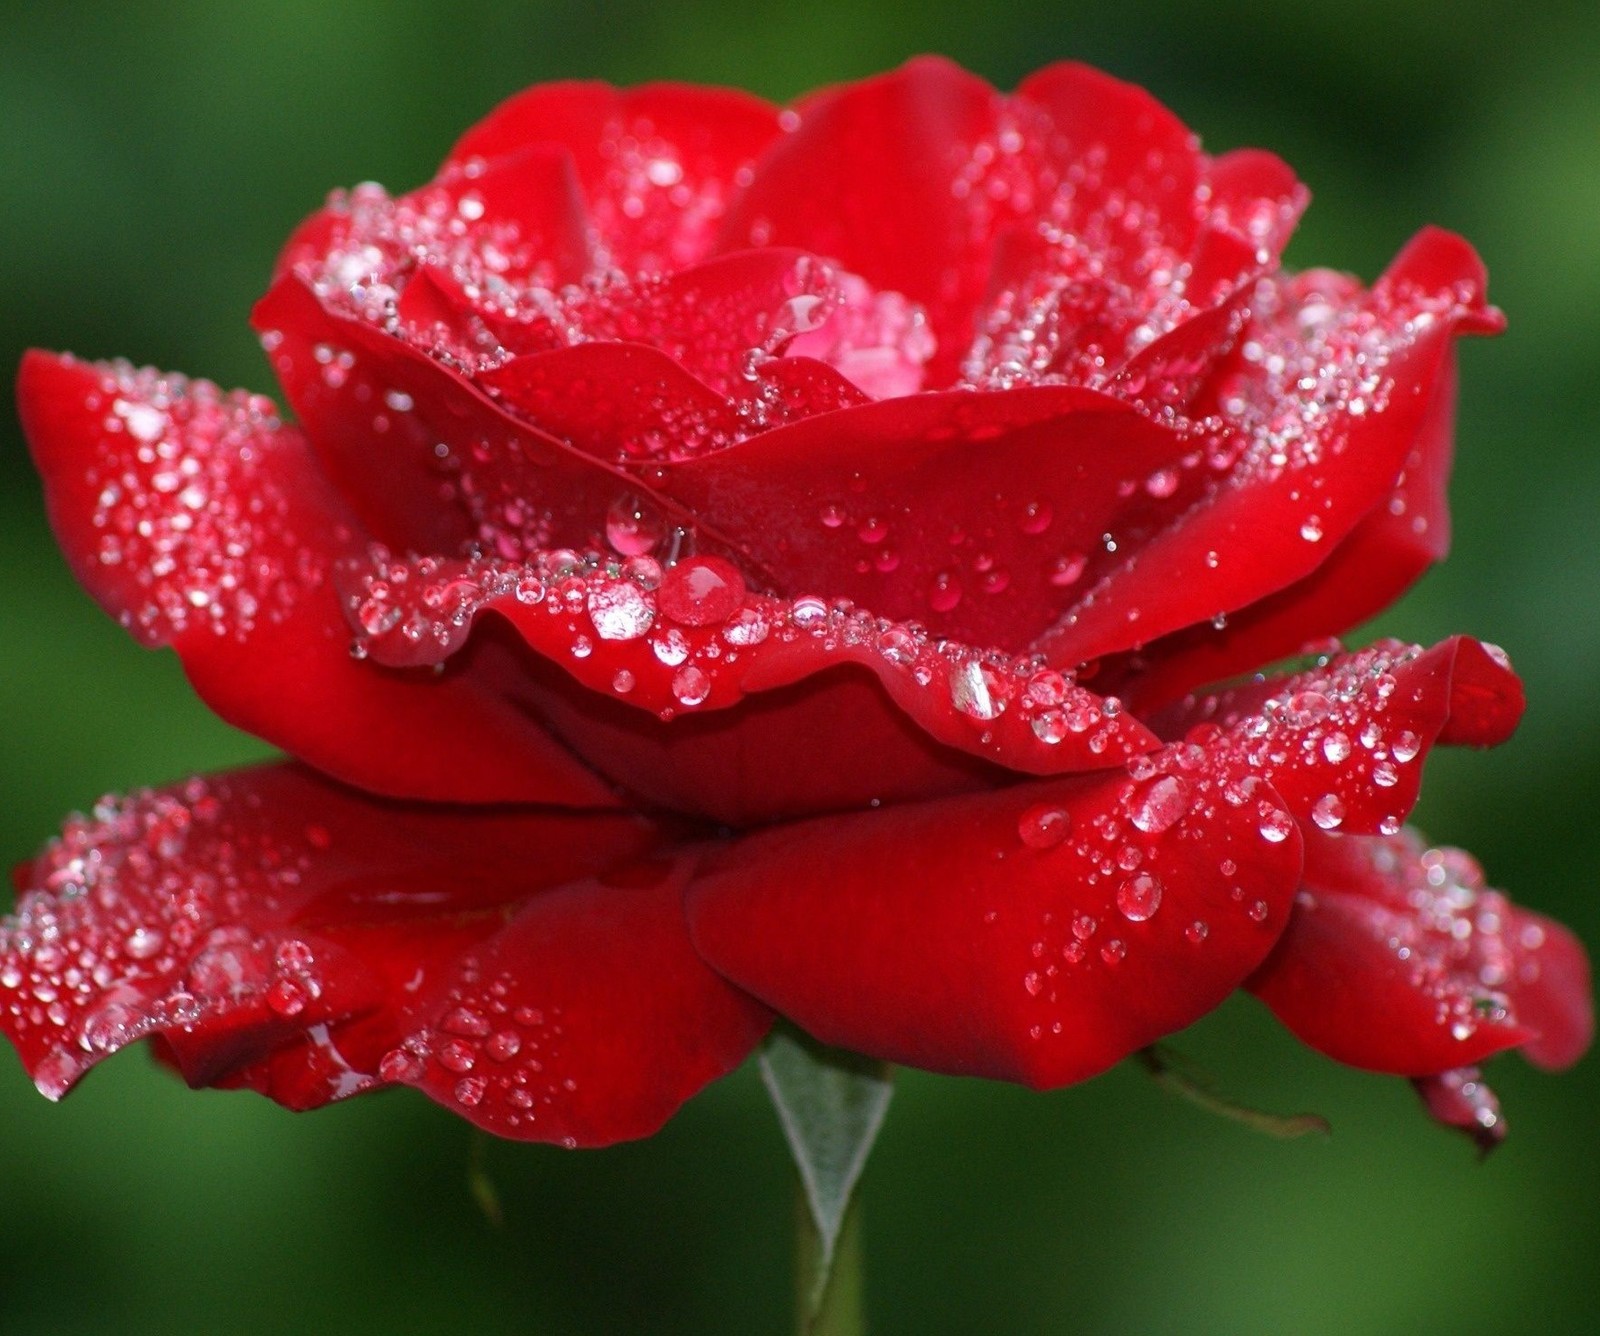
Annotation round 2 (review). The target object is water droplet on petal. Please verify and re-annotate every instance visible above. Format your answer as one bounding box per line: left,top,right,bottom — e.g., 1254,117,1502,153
1116,872,1164,922
658,556,746,626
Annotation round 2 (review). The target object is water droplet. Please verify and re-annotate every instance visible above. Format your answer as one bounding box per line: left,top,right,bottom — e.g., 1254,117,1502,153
1392,730,1421,763
929,570,963,613
1300,515,1324,542
1031,710,1068,744
1020,501,1053,534
1116,872,1164,922
485,1030,522,1061
437,1040,477,1074
1311,793,1346,831
454,1075,488,1107
1048,553,1087,587
1247,899,1270,923
443,1006,491,1037
949,659,997,721
266,977,308,1017
587,581,655,641
1185,920,1209,945
790,595,829,629
1258,808,1294,843
1127,775,1189,834
1018,804,1071,851
604,494,663,557
672,664,711,707
1100,939,1127,966
658,556,746,626
379,1048,423,1082
124,927,164,961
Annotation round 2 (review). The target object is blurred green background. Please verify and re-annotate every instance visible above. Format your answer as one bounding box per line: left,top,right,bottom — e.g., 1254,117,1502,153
2,1,1597,1332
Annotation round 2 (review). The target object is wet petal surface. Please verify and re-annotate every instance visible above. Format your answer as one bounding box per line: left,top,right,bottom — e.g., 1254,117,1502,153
1248,828,1591,1076
18,352,616,806
0,765,769,1146
687,742,1303,1086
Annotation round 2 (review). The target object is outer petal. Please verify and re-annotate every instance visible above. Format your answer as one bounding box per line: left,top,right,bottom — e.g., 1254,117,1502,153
687,742,1303,1086
17,351,616,807
1247,828,1592,1076
1105,350,1460,711
0,766,769,1146
343,549,1158,826
1152,637,1525,837
1036,229,1501,669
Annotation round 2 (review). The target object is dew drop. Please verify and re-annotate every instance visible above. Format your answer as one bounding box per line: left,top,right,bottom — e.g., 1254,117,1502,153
672,664,711,707
658,556,746,626
1127,775,1189,834
1258,808,1294,843
1311,793,1346,831
1115,872,1164,922
1017,804,1071,851
587,581,655,641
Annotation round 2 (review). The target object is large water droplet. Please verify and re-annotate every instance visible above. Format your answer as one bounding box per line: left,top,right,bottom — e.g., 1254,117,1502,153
1127,774,1189,834
658,556,746,626
587,581,655,641
1116,872,1164,922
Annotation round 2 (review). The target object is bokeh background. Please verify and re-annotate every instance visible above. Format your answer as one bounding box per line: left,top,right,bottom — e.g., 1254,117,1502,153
2,2,1597,1332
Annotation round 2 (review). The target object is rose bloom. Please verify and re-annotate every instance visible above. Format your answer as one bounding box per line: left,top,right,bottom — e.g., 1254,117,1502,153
5,58,1590,1150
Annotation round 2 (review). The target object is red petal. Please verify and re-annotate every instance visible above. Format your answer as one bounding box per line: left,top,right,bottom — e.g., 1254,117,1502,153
447,80,784,273
719,57,1011,384
343,549,1159,826
1204,148,1308,257
687,744,1303,1086
1036,230,1499,668
253,274,703,561
1412,1068,1507,1153
1105,349,1460,711
1153,637,1525,837
653,385,1194,651
18,351,615,806
280,146,595,293
1248,828,1592,1075
0,766,769,1146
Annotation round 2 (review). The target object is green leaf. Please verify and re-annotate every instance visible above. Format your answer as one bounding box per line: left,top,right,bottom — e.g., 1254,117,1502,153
760,1026,892,1326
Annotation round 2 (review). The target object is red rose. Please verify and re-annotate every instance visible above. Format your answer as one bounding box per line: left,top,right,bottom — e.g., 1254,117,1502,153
6,57,1589,1148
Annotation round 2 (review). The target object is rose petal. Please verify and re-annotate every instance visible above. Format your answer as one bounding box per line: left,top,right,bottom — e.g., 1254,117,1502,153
652,385,1195,651
1104,350,1460,711
1035,229,1500,668
687,744,1303,1086
1412,1067,1507,1153
253,274,709,562
720,57,1013,384
1152,637,1525,837
18,351,616,806
446,80,784,273
0,765,769,1146
1248,827,1592,1075
343,549,1159,826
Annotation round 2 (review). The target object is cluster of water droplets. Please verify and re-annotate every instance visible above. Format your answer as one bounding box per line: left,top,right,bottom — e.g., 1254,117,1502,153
378,961,580,1140
83,361,318,644
1300,830,1546,1063
1002,735,1298,1028
345,525,1141,762
0,778,329,1099
1214,273,1471,498
1195,641,1433,838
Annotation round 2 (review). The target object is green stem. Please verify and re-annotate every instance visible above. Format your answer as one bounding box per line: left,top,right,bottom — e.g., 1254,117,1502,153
796,1182,864,1336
